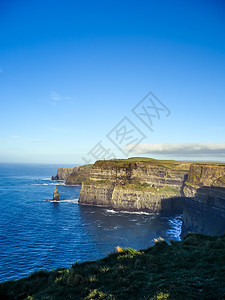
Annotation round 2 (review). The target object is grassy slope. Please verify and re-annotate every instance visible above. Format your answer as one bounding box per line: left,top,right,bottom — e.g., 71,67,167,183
1,233,225,299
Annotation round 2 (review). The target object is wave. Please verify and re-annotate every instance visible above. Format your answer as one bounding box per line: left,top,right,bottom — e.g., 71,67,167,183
32,182,66,186
105,209,155,216
48,199,79,203
166,215,182,239
65,184,81,187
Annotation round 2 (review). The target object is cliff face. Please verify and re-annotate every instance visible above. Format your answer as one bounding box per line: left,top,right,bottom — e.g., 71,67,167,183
65,165,92,185
183,164,225,210
87,160,190,189
52,167,77,180
183,164,225,197
52,165,92,184
79,159,190,214
182,164,225,236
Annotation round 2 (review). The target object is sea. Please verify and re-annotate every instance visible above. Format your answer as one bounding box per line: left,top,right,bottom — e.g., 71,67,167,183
0,163,182,283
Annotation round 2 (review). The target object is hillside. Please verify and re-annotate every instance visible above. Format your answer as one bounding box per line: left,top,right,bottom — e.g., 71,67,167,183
1,233,225,299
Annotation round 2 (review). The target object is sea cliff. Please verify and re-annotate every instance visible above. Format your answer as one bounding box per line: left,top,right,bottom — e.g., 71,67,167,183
53,159,225,225
79,158,191,214
52,165,92,184
182,163,225,236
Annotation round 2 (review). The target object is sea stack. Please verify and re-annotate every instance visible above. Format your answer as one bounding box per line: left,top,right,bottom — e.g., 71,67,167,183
53,186,59,201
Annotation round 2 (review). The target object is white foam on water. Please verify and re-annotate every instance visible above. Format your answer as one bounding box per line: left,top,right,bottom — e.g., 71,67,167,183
60,199,79,203
166,215,182,239
48,199,78,203
105,209,154,216
105,209,117,214
32,182,66,186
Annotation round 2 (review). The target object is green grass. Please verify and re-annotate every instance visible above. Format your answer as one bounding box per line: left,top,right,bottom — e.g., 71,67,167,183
118,182,179,195
95,157,192,172
83,179,111,185
82,180,179,195
1,233,225,299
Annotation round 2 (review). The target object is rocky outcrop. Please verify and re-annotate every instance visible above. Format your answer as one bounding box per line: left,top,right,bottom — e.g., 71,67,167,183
52,165,92,184
79,158,190,214
53,186,59,201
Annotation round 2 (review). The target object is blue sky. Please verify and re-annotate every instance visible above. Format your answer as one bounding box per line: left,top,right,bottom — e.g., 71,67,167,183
0,0,225,164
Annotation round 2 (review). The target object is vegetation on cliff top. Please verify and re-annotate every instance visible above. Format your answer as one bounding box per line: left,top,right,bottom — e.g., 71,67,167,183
95,157,191,172
1,233,225,299
117,183,180,195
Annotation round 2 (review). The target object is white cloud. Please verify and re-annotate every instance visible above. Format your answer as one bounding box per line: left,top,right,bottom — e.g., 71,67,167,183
50,91,71,104
126,143,225,156
39,91,72,105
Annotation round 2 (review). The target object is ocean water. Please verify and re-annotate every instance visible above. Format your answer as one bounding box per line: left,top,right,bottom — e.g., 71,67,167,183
0,163,182,282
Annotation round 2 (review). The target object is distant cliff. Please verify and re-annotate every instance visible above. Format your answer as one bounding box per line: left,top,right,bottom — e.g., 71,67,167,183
79,158,191,214
52,165,92,185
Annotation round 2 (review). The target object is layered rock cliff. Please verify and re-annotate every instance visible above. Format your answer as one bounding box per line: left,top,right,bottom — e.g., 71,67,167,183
182,163,225,236
183,163,225,209
53,158,225,233
79,158,191,214
52,165,92,184
52,167,78,180
183,164,225,197
65,165,92,185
